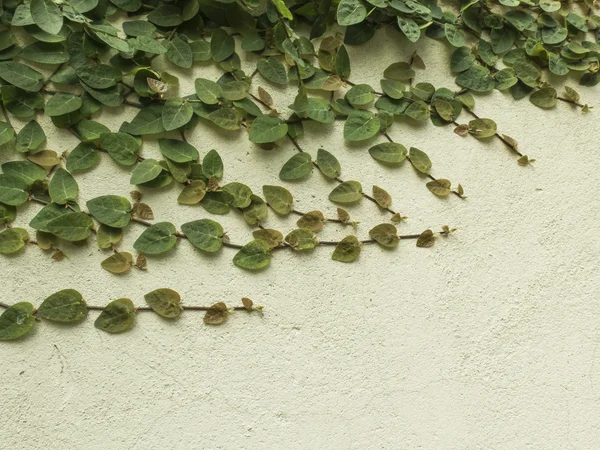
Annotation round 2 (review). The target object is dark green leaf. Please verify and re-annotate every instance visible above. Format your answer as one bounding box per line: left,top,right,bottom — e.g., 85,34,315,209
134,222,177,255
181,219,223,252
94,298,135,333
0,302,35,341
37,289,87,323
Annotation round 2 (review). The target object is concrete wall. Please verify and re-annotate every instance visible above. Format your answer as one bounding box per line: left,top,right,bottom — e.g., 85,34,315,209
2,29,600,449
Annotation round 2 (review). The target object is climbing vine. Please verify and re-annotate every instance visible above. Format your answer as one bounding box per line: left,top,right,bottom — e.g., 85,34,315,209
0,0,597,338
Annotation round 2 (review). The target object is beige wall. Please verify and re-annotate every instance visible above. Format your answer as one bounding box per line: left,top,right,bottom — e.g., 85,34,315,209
2,29,600,449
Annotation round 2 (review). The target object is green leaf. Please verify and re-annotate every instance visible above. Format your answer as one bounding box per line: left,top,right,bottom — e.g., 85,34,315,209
147,4,183,26
177,180,206,205
29,203,69,232
405,100,430,121
272,0,293,20
30,0,63,35
316,148,341,179
101,252,133,274
337,0,367,26
369,223,399,248
451,47,476,73
191,40,212,61
0,62,43,91
208,107,240,130
468,118,497,139
76,64,121,89
380,79,405,99
123,21,156,37
181,219,223,252
66,142,99,172
0,122,14,147
221,81,248,101
129,36,167,55
144,288,182,318
0,302,35,341
166,37,193,69
263,185,293,215
0,204,16,225
529,87,557,109
455,65,495,93
242,194,267,225
202,149,223,179
252,229,283,249
37,289,87,323
162,98,193,131
249,115,288,143
305,98,334,124
221,182,253,208
96,225,122,249
426,179,452,196
201,191,232,214
16,120,45,153
100,132,140,166
383,62,415,81
332,235,361,262
2,161,46,187
75,120,109,143
285,228,317,251
87,195,131,228
346,84,374,107
20,42,68,64
257,57,288,85
159,139,199,163
279,152,313,181
133,222,177,255
210,28,235,62
296,210,325,232
0,175,29,206
397,17,420,43
233,240,272,270
130,159,163,185
369,142,408,165
329,181,363,204
445,24,465,47
121,104,165,135
372,185,391,208
335,45,351,79
47,212,94,241
344,110,380,141
408,147,432,174
194,78,222,104
48,168,78,205
491,26,517,54
94,298,136,334
0,227,28,254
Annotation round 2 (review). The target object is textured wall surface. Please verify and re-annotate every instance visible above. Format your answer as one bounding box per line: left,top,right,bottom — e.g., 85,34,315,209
2,29,600,449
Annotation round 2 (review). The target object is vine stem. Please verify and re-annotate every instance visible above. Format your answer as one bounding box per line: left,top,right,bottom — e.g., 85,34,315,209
28,197,442,252
286,135,402,216
462,109,524,157
0,302,251,311
382,132,464,199
556,96,585,108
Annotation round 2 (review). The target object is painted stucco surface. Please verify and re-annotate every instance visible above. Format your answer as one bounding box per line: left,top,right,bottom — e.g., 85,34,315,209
1,29,600,449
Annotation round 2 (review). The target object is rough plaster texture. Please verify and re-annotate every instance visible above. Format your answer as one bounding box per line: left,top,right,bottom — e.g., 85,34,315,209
1,29,600,449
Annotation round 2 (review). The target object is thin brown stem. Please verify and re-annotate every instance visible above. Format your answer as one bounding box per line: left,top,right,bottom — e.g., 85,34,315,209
556,96,585,108
463,109,523,157
383,132,464,199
